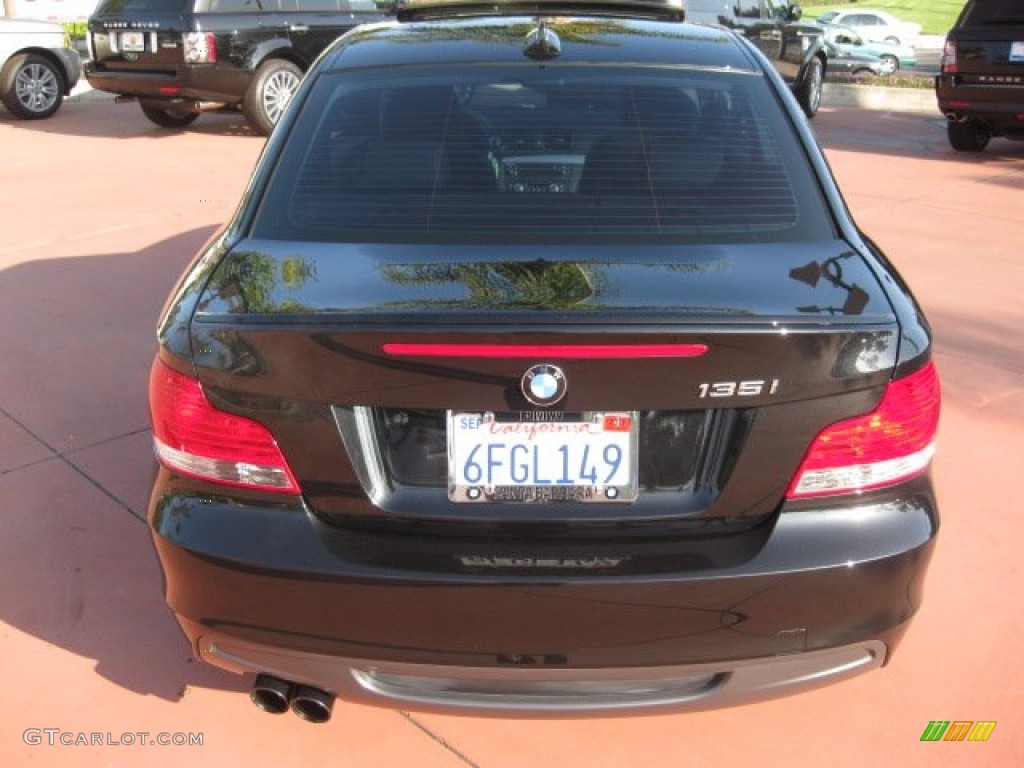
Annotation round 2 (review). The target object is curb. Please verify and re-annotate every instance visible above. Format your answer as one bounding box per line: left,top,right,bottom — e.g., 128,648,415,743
823,83,938,114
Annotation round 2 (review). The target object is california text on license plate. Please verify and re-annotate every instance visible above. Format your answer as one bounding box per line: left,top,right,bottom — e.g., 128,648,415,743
448,411,638,503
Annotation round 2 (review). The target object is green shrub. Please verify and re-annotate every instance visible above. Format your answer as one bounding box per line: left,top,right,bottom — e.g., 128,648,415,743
62,21,88,41
825,73,934,89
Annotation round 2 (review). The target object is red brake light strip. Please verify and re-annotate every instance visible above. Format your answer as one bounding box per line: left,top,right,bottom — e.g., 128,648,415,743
382,343,709,359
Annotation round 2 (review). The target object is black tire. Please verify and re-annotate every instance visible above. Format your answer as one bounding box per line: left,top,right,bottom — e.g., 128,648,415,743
242,59,303,136
796,56,824,119
878,54,899,76
0,53,64,120
947,120,991,153
140,104,200,129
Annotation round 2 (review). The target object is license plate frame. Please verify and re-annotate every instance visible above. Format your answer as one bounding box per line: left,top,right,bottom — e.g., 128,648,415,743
121,31,147,53
448,411,639,503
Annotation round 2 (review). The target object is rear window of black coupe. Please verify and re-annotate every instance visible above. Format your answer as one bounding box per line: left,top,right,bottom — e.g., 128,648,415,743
252,65,832,243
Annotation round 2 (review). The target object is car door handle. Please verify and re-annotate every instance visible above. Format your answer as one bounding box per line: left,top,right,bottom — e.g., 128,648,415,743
289,24,310,33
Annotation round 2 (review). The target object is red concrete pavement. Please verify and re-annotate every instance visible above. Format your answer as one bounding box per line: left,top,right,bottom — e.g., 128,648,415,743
1,98,1021,766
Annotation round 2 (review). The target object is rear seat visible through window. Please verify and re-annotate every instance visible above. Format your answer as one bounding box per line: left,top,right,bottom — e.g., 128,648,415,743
270,69,825,242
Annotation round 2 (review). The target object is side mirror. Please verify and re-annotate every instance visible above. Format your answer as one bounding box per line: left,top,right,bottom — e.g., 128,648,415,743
787,4,803,22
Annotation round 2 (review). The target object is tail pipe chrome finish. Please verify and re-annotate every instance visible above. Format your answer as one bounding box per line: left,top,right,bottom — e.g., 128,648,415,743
250,674,335,723
250,674,292,715
289,684,335,724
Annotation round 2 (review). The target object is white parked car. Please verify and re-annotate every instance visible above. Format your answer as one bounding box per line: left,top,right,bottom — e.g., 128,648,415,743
816,8,922,48
0,17,81,119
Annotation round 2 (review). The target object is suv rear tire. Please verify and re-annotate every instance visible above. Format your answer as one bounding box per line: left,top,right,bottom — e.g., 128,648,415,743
243,59,303,136
1,53,64,120
796,56,823,118
141,104,200,129
947,120,991,152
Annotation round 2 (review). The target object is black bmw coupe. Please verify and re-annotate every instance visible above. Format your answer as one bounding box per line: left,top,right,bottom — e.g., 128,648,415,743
147,0,940,721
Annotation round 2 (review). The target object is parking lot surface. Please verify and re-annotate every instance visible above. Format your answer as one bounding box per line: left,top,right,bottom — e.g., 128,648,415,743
1,99,1022,766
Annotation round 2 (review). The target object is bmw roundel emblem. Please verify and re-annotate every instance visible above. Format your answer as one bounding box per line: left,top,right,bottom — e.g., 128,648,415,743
522,364,567,406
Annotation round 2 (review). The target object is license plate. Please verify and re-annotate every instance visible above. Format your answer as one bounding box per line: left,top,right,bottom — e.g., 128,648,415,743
121,31,146,53
448,411,638,503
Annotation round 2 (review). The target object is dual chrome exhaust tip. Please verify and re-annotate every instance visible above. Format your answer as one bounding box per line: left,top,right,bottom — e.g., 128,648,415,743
251,674,334,724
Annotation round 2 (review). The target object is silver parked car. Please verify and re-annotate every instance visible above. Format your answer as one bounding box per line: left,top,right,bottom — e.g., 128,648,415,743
816,8,921,48
0,17,81,119
822,24,917,76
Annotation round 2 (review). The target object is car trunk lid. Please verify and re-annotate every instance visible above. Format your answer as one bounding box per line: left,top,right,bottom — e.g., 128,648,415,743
186,239,898,528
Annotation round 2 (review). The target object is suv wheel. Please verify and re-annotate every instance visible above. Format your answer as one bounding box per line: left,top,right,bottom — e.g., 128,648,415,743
141,104,200,129
243,60,303,136
947,120,991,152
796,56,823,118
0,54,63,120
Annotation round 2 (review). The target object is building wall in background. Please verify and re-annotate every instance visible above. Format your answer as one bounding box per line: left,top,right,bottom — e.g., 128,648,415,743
4,0,99,21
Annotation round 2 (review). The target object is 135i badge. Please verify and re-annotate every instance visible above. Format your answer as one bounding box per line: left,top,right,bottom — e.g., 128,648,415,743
697,378,780,399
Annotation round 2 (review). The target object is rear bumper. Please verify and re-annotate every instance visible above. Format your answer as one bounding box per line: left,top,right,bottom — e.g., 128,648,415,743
83,62,250,106
936,75,1024,132
197,627,888,715
150,477,937,714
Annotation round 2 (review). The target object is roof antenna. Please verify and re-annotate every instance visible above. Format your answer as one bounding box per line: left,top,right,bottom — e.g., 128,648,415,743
523,19,562,60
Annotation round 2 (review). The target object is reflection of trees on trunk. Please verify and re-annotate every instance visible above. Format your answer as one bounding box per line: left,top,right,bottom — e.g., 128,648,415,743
210,253,316,314
789,254,894,374
790,254,870,316
380,261,600,308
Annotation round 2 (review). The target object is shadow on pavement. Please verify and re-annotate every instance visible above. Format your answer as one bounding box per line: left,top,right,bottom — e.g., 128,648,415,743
0,227,247,702
813,108,1024,163
0,99,259,140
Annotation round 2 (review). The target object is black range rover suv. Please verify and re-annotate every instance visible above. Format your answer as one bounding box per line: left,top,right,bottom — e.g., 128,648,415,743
936,0,1024,152
85,0,388,134
148,0,940,721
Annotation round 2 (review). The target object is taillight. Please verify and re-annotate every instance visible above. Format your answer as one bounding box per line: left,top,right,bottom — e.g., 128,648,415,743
183,32,216,64
787,362,940,499
149,359,299,494
940,39,957,74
